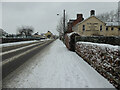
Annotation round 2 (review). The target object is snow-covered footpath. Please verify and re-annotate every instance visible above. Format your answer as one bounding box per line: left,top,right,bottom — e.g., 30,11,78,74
3,39,115,88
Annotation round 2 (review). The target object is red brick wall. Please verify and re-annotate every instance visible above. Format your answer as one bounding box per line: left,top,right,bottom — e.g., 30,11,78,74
72,14,84,26
67,14,84,33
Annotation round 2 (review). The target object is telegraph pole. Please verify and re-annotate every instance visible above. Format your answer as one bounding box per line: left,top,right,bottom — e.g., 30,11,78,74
63,9,66,42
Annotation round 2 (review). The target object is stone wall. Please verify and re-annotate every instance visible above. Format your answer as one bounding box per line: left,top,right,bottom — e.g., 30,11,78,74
75,42,120,89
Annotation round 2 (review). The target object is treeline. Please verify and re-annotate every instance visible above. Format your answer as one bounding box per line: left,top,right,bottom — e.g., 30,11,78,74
16,26,34,37
96,10,119,22
1,26,34,38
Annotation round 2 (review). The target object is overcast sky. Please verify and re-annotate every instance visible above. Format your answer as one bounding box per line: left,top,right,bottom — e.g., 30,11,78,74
1,2,118,35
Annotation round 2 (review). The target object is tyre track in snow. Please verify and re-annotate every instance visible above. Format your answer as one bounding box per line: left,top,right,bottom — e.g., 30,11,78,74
2,39,115,88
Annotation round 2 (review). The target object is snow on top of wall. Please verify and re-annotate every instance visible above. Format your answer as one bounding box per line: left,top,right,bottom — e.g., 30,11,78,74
77,41,119,50
67,32,80,37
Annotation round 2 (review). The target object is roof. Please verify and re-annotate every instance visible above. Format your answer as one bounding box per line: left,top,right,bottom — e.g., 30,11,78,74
73,16,106,28
106,22,120,26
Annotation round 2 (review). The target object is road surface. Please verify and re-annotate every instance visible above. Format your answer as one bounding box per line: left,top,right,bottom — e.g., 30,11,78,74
2,39,115,88
2,40,53,79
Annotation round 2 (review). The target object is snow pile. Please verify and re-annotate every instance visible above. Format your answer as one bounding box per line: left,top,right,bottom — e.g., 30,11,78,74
0,39,53,48
0,40,38,48
75,41,120,89
40,38,52,42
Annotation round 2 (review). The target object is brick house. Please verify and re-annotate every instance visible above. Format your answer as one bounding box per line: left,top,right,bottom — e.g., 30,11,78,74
67,14,84,33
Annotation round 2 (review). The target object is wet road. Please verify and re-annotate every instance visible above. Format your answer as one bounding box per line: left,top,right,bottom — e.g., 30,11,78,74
2,40,54,79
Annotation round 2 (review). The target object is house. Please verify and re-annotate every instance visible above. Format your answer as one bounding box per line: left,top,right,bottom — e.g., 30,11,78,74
44,31,53,39
105,22,120,36
32,32,46,39
71,10,120,36
67,14,84,33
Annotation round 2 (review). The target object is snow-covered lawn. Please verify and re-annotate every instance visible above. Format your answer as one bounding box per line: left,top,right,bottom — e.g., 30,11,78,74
3,39,115,88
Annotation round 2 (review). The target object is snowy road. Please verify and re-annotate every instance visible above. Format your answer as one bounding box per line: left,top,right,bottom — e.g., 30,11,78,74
3,39,115,88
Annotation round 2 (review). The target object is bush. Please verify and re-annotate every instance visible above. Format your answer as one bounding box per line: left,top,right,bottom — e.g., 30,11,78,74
75,36,120,46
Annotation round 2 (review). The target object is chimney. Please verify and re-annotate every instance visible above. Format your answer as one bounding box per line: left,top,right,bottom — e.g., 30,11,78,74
77,14,83,19
90,10,95,16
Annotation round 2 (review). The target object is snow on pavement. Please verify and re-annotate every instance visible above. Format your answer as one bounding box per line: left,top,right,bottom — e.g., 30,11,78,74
3,39,115,88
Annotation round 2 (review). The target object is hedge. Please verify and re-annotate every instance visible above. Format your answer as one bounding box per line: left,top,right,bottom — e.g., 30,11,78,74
75,36,120,46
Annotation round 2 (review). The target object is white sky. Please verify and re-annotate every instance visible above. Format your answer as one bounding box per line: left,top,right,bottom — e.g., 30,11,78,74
0,1,119,35
0,2,2,28
1,0,120,2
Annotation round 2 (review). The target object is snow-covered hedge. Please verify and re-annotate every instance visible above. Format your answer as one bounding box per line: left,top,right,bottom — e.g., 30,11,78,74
65,32,80,51
75,36,120,46
75,42,120,89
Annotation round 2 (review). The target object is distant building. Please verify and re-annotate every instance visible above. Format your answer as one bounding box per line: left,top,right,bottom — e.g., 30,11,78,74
71,10,120,36
105,22,120,36
44,31,53,39
0,28,8,38
34,32,39,35
32,32,46,39
32,35,42,38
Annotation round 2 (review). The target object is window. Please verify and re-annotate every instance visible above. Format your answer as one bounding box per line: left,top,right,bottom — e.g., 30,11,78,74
111,27,114,30
83,25,85,31
119,28,120,31
100,25,102,31
106,27,108,31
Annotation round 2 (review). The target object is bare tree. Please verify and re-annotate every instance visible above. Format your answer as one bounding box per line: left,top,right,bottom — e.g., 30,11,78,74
97,10,118,22
56,13,69,39
56,17,64,37
17,26,34,37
